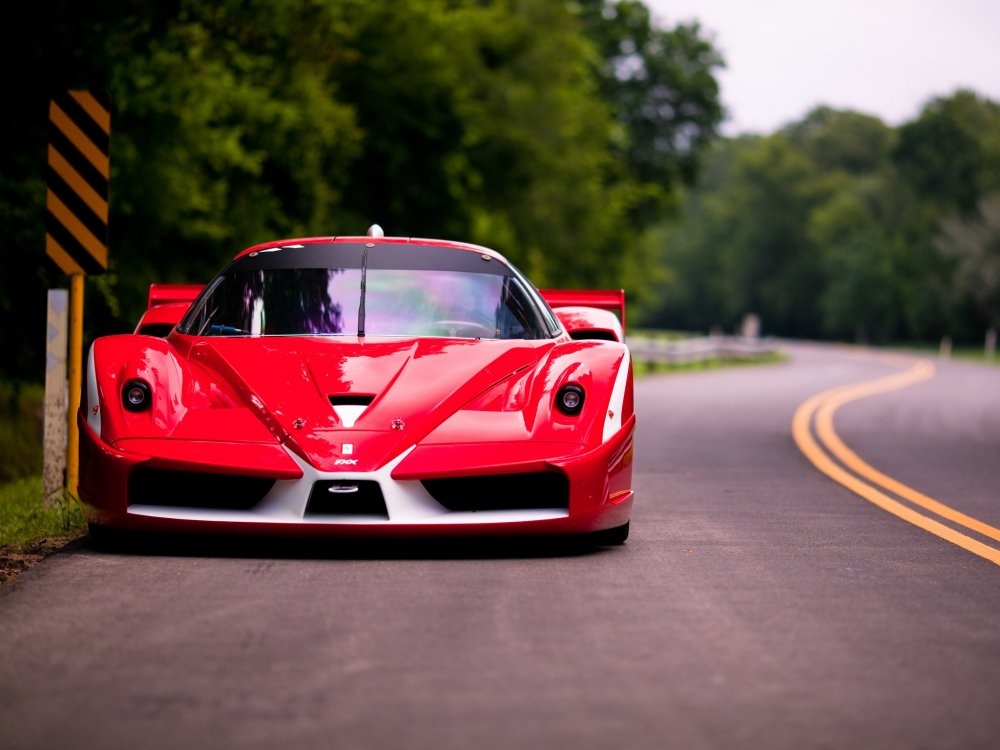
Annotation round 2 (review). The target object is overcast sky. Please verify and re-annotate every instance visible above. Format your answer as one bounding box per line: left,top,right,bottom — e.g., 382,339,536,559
645,0,1000,135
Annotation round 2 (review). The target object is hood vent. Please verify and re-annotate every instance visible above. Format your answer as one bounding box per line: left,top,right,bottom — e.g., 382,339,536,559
329,395,375,407
329,394,375,428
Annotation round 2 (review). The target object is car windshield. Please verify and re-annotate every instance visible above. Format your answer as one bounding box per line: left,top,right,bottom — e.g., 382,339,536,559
177,244,552,340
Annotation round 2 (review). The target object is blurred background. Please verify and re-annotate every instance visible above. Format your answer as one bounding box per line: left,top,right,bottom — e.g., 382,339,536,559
2,0,999,381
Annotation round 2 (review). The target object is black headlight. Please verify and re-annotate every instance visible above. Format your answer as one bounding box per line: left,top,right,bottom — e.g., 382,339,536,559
122,379,152,412
556,383,585,416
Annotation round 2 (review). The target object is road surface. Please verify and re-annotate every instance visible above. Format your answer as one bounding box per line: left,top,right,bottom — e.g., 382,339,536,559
2,342,999,749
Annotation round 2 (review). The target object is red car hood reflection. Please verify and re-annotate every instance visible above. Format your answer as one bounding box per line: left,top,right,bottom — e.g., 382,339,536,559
187,336,546,471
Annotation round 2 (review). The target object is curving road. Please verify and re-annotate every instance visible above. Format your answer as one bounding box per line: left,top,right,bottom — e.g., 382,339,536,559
2,342,1000,749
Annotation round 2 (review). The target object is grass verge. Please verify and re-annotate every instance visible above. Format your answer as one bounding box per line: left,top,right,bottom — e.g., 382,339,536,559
0,476,87,583
953,351,1000,365
628,328,698,342
634,350,788,376
886,343,999,366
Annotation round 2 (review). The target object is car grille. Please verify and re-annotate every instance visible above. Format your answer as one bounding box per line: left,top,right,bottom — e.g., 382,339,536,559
422,472,569,512
128,468,276,510
306,480,389,518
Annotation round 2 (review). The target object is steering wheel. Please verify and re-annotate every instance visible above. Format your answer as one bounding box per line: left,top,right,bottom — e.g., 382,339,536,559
433,320,497,338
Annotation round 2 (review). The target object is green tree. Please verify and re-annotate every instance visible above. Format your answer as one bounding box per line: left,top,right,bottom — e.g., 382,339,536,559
2,0,726,382
935,194,1000,331
3,0,367,365
809,187,898,341
715,136,828,336
112,0,363,314
784,106,893,176
642,99,1000,344
331,0,636,289
643,137,756,332
892,90,1000,214
884,92,1000,340
576,0,724,221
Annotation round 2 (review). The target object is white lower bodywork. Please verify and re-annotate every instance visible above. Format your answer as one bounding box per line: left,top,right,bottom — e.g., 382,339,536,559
602,349,631,443
87,343,102,435
128,445,569,526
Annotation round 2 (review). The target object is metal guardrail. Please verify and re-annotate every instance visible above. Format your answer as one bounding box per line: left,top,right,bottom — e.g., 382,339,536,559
625,334,781,364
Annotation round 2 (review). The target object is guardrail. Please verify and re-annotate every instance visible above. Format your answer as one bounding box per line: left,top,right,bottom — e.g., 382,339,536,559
625,334,781,364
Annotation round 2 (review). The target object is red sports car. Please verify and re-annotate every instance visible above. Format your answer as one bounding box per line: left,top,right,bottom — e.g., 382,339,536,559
79,228,635,543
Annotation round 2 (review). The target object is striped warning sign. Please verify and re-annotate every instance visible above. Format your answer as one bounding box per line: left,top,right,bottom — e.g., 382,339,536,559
46,91,110,275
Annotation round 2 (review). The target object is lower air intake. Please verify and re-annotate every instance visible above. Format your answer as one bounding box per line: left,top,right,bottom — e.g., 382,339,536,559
422,472,569,512
306,481,389,518
128,468,275,510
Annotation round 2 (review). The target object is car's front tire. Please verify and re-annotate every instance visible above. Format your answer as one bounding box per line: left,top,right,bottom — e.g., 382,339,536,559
87,523,129,551
592,521,629,545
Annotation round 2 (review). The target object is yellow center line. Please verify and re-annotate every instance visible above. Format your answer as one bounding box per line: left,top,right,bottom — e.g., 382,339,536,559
792,356,1000,566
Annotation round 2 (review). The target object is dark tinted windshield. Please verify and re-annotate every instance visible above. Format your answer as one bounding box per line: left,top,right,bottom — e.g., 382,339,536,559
177,243,553,340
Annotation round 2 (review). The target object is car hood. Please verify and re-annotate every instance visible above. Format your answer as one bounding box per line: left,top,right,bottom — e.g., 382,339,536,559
187,336,548,470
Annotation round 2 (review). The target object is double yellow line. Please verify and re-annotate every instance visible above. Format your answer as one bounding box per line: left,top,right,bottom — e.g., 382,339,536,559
792,353,1000,566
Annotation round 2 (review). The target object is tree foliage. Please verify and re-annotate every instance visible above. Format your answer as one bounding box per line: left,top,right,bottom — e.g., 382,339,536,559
643,90,1000,345
1,0,724,381
892,91,1000,214
577,0,724,220
935,195,1000,330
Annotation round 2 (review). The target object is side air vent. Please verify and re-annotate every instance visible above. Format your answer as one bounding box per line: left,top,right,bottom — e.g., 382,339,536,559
568,329,618,342
128,468,275,509
137,323,175,337
306,480,388,518
422,472,569,512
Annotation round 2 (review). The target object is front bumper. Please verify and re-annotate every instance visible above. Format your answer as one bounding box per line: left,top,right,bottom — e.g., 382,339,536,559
78,413,634,538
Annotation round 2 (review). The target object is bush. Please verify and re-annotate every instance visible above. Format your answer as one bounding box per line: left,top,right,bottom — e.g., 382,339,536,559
0,381,45,484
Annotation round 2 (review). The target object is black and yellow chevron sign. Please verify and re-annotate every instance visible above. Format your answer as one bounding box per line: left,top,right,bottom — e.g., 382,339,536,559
46,90,110,275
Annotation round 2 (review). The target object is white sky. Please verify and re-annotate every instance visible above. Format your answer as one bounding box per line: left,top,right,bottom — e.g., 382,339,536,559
645,0,1000,135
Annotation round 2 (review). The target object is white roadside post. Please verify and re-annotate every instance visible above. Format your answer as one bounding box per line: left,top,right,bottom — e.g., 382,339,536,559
939,336,952,359
43,289,69,501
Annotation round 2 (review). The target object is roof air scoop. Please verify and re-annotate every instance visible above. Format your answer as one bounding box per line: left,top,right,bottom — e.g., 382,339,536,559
367,224,384,238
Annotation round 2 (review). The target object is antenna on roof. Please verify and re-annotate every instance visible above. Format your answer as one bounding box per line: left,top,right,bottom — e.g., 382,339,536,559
367,224,384,238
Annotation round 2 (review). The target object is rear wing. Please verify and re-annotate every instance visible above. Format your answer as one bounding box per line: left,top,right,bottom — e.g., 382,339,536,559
147,284,204,309
135,283,204,336
538,289,626,335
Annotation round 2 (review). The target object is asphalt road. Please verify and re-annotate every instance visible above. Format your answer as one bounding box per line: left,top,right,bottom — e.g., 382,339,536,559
2,342,1000,750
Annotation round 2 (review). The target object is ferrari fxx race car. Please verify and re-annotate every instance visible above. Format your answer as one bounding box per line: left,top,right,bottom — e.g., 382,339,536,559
79,228,635,543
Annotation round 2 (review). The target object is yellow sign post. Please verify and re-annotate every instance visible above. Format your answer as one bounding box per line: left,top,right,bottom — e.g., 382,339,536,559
45,91,110,494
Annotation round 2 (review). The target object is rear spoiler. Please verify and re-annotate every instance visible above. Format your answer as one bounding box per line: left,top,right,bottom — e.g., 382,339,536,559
135,284,205,336
538,289,626,334
147,284,204,309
